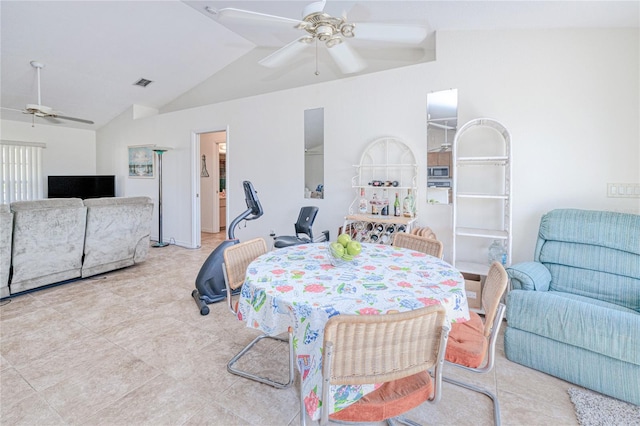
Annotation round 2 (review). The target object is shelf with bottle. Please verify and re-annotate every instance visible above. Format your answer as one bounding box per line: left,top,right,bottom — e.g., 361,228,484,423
349,175,417,216
345,188,416,245
342,217,416,245
347,137,418,245
349,186,416,216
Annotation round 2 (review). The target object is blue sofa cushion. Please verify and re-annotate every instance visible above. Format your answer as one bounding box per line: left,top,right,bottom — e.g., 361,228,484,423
507,289,640,366
536,209,640,255
533,209,640,311
545,263,640,311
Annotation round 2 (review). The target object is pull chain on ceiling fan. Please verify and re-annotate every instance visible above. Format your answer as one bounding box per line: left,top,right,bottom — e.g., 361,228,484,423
214,0,428,75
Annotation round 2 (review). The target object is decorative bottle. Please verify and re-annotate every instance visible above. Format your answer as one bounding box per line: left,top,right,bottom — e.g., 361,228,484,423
403,189,415,218
381,189,389,216
393,193,401,217
358,188,368,214
488,240,507,265
371,192,379,215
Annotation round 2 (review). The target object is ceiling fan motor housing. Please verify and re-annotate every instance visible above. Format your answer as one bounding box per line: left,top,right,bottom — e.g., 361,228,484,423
301,12,355,46
26,104,52,115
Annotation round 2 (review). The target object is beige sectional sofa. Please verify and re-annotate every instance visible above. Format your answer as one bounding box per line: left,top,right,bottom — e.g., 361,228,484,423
0,197,153,297
0,204,13,298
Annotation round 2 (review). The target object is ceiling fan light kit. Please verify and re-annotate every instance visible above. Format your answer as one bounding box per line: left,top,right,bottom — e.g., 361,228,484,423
216,0,426,75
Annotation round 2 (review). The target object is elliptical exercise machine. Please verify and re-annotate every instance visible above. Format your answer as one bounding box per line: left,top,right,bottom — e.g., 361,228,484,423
191,180,263,315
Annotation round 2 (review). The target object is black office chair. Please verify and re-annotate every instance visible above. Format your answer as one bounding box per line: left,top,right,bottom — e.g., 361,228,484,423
273,206,328,248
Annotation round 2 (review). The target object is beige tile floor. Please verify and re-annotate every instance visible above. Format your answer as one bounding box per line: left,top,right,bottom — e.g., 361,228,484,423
0,233,580,425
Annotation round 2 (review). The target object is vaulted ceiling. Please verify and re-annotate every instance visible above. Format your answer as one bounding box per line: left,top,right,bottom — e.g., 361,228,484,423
1,1,637,130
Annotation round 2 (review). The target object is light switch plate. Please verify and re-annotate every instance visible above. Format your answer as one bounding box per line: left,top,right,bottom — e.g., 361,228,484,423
607,183,640,198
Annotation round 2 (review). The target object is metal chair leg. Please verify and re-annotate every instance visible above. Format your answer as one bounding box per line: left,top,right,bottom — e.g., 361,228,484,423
443,376,501,426
393,416,422,426
227,330,294,389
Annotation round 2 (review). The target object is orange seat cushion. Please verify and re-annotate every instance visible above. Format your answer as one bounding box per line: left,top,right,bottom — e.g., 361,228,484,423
329,372,433,422
445,311,487,368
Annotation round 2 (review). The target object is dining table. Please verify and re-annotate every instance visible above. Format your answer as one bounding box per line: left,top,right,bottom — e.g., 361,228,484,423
236,241,470,421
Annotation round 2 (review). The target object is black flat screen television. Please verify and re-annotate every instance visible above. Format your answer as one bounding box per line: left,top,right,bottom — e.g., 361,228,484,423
48,175,116,199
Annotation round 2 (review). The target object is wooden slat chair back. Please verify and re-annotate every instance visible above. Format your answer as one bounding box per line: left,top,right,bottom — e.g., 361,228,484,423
317,306,449,425
393,232,444,259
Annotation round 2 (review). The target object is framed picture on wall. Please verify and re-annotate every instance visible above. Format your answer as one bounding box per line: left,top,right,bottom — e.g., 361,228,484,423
128,145,154,178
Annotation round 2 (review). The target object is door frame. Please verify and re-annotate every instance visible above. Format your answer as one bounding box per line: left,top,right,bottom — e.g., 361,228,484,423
191,125,228,249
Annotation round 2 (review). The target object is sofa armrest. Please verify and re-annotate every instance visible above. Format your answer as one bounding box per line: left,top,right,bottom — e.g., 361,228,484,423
506,262,551,291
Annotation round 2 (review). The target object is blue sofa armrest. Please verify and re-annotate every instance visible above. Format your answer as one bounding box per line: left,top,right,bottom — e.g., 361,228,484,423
506,262,551,291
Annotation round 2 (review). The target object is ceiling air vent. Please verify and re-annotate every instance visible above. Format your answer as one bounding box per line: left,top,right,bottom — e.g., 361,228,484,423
134,78,153,88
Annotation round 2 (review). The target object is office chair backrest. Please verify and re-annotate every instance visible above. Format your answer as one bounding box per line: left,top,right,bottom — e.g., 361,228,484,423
294,206,318,240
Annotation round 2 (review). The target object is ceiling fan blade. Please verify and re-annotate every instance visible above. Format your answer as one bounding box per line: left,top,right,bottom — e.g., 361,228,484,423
428,122,456,130
353,23,428,44
327,42,366,74
53,115,95,125
1,107,26,113
43,116,62,124
217,8,303,27
302,1,327,17
259,37,312,68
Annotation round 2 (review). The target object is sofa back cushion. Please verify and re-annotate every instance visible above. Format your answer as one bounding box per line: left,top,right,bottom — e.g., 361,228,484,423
81,196,153,277
10,198,87,293
534,209,640,311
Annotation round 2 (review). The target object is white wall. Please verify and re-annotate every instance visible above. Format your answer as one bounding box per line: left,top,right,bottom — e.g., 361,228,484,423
0,120,96,194
95,28,639,261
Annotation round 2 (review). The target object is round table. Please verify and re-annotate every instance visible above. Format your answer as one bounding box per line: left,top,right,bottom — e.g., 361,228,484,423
237,242,469,420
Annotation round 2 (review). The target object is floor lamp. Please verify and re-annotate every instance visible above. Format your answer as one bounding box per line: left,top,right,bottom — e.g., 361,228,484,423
152,146,172,247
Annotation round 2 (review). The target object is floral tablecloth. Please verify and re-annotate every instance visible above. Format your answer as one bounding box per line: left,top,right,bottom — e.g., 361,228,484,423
237,242,469,421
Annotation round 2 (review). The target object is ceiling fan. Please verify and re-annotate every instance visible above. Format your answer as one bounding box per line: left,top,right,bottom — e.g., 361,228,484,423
213,1,428,75
1,61,94,126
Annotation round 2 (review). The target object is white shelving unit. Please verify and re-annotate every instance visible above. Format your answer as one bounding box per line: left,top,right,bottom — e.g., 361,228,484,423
452,119,512,309
344,137,418,244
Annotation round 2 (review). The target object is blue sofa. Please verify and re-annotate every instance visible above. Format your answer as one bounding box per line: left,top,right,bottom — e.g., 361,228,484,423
505,209,640,406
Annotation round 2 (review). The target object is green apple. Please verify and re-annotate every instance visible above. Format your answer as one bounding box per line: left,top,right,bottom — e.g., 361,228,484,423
337,233,352,248
346,241,362,256
330,242,345,257
341,253,354,261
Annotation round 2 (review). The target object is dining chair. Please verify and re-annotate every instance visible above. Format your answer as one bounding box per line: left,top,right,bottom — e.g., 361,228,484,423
393,231,444,259
410,226,437,240
223,237,295,389
443,261,508,426
314,305,450,426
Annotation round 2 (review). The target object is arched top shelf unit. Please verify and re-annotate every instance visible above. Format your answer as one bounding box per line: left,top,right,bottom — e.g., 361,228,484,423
452,117,512,276
351,137,418,191
344,137,418,243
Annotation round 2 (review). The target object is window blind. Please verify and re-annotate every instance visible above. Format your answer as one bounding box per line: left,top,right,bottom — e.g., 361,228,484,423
1,140,46,204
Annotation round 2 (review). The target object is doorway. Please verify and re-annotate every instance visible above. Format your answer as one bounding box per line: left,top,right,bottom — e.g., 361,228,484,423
191,128,227,249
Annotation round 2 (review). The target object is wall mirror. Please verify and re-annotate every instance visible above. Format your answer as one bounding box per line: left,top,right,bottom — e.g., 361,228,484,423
426,89,457,204
304,107,324,199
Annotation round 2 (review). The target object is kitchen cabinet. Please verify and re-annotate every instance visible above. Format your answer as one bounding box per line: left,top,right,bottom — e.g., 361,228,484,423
427,151,452,168
452,118,512,313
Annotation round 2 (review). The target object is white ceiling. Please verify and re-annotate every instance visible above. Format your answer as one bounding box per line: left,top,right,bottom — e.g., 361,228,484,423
1,1,638,130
